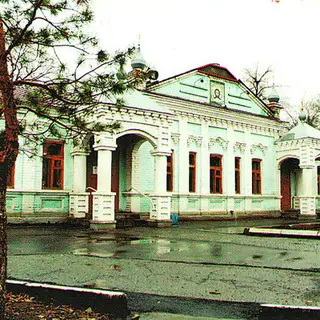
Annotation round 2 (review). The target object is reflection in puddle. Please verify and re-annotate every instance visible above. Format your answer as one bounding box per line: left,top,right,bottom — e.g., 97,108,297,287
73,248,115,258
72,238,226,260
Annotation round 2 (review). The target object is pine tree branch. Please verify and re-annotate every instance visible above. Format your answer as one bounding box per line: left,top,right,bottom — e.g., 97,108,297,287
5,0,43,56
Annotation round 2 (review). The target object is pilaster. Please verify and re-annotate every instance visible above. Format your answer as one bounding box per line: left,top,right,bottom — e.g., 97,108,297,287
299,166,316,217
200,121,209,212
243,132,252,212
177,117,189,212
226,127,235,212
150,150,171,222
299,139,317,217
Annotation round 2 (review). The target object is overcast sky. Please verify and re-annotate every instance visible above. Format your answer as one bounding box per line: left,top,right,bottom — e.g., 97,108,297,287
92,0,320,106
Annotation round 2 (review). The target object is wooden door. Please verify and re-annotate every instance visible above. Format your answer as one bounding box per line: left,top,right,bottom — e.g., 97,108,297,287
281,169,291,210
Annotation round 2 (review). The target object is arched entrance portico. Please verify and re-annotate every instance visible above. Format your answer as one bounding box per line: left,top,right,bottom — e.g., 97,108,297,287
74,129,172,229
111,134,155,217
85,133,156,217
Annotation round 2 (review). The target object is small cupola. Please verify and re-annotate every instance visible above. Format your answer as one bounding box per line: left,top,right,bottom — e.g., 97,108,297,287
298,108,307,123
131,44,147,71
267,85,283,118
129,40,159,90
268,85,280,103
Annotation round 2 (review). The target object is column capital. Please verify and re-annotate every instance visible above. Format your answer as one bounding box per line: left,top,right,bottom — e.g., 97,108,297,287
93,145,116,151
93,132,117,151
71,150,90,157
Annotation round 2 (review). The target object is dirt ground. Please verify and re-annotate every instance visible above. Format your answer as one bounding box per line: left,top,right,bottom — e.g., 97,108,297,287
5,293,111,320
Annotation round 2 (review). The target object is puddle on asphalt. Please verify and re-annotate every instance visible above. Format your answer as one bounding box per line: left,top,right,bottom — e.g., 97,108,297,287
72,237,224,259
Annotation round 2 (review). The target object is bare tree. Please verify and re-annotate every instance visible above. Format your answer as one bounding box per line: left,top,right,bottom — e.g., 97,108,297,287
299,96,320,128
243,65,273,101
280,94,320,129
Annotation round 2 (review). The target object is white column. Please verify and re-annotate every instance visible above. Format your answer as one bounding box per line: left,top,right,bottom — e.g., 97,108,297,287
72,151,88,193
97,148,113,193
69,150,89,219
153,152,168,193
90,134,117,229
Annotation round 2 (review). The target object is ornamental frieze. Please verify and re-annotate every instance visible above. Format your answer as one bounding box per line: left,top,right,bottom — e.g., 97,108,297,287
187,135,203,147
208,136,228,150
250,143,268,155
233,142,246,153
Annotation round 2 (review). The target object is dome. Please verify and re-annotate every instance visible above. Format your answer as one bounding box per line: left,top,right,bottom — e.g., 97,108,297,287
299,109,307,122
131,45,147,70
268,85,280,103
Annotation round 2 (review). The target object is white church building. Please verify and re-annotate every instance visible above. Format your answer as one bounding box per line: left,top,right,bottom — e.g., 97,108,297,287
5,51,320,228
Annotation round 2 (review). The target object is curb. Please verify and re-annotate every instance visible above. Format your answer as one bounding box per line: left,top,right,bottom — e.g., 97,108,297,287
244,227,320,238
260,304,320,320
125,291,320,320
7,279,129,319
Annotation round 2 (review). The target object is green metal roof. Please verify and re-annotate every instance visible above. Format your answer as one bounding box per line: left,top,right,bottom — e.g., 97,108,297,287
278,121,320,141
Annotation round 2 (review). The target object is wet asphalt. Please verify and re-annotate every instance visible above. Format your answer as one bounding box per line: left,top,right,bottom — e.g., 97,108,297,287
6,218,320,319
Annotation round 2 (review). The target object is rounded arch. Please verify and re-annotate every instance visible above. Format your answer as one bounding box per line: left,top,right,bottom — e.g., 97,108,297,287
115,128,157,148
277,155,300,169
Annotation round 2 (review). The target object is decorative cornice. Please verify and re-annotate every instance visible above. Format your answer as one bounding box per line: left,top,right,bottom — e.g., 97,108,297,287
276,137,320,150
208,136,228,150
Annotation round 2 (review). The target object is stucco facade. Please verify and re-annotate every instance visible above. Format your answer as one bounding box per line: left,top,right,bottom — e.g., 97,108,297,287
4,61,320,226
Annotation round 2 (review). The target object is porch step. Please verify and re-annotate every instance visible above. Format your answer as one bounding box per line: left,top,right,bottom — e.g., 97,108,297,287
116,213,148,228
280,209,299,219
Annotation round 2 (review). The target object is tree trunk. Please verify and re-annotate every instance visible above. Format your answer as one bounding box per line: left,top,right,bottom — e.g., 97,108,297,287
0,16,19,320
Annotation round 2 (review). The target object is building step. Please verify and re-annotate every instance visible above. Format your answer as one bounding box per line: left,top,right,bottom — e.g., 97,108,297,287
280,209,299,219
116,212,149,228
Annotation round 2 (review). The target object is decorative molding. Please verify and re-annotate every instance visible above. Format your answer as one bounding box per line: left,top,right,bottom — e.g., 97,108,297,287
187,135,203,147
250,143,268,155
208,136,228,150
233,142,246,153
276,138,320,151
171,133,180,145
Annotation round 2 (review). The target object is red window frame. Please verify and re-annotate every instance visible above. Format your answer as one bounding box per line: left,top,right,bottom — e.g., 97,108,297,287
210,154,223,194
7,165,15,189
235,157,241,194
167,153,173,192
252,159,262,194
42,140,64,189
189,152,196,192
